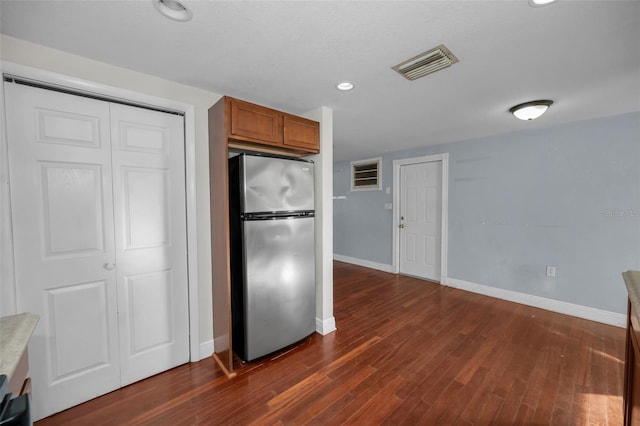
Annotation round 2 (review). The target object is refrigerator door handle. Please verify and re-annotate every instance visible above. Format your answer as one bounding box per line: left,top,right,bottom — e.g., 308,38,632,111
242,211,314,221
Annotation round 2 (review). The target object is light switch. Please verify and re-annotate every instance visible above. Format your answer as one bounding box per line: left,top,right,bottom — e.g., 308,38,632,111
384,203,393,209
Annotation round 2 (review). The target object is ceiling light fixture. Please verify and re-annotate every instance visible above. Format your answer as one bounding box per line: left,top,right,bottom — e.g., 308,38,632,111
153,0,192,22
529,0,558,7
509,100,554,121
336,81,354,91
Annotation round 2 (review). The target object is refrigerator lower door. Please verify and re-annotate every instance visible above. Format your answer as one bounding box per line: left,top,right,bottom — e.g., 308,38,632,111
241,216,315,361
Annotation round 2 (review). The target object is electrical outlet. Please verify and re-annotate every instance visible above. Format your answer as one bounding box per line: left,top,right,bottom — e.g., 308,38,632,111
546,266,557,277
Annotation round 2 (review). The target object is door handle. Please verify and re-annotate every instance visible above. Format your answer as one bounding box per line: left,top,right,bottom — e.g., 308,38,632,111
399,224,405,229
103,263,115,271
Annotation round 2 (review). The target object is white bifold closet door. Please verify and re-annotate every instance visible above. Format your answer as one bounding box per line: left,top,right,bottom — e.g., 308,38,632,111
4,82,189,420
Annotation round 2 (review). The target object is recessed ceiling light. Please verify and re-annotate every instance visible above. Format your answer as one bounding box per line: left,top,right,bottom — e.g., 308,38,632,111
153,0,192,22
509,100,554,121
529,0,558,7
336,81,354,91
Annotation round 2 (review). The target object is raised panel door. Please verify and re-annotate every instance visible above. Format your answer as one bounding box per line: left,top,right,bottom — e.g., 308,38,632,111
229,97,283,146
5,82,190,420
399,161,442,281
4,82,121,420
110,104,190,386
283,114,319,153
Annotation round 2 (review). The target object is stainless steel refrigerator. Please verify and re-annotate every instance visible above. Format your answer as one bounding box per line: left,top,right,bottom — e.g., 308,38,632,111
228,153,316,362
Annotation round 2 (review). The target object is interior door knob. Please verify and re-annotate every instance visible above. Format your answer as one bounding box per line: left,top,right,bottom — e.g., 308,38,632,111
103,263,115,270
399,224,405,229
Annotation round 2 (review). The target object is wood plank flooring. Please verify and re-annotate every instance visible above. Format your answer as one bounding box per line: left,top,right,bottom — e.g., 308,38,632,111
36,261,626,425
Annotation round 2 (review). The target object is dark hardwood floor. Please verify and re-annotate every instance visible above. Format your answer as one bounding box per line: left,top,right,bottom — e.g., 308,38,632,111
37,261,625,425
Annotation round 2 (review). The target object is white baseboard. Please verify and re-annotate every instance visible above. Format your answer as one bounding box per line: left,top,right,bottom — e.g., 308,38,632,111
200,335,229,361
316,316,337,335
333,254,394,273
446,277,626,328
199,339,214,361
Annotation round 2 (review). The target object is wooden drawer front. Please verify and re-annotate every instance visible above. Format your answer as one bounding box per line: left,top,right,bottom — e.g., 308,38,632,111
632,304,640,350
230,98,282,145
8,349,29,396
283,114,319,153
627,301,640,425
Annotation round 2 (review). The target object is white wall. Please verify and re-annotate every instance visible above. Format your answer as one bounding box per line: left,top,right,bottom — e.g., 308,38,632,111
0,34,336,353
0,34,220,345
306,107,336,335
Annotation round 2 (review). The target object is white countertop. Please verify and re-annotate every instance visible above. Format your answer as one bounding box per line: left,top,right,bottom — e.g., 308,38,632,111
0,313,39,380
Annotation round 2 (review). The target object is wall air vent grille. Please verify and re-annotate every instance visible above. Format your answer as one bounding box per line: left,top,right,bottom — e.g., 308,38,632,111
351,157,382,191
392,44,459,81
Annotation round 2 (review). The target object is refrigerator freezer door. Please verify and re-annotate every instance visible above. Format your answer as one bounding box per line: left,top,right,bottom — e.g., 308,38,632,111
241,155,314,213
242,216,315,361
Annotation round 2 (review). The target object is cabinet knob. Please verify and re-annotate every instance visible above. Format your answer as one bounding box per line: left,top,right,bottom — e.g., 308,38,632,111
399,224,405,229
103,263,115,271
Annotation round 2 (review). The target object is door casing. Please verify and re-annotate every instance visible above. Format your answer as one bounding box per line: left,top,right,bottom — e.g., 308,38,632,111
392,153,449,283
0,60,201,362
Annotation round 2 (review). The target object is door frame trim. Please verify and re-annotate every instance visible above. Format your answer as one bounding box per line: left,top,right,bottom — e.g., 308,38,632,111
0,60,201,362
392,153,449,283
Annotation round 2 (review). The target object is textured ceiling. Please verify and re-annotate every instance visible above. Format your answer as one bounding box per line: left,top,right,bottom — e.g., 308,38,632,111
1,0,639,162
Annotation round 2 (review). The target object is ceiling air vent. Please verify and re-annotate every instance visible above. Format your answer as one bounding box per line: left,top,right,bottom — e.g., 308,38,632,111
392,44,459,81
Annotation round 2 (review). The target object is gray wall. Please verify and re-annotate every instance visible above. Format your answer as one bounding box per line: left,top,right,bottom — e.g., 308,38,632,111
334,112,640,314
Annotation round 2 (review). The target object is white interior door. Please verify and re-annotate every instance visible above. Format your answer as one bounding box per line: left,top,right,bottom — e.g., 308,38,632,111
4,83,121,419
110,104,189,385
5,82,189,420
399,161,442,281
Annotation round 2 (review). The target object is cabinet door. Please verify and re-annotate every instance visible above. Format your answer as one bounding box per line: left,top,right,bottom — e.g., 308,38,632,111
229,97,282,145
283,114,319,153
632,351,640,425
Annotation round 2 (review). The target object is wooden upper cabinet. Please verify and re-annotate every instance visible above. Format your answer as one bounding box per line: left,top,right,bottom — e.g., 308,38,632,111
283,114,320,152
208,95,319,378
226,96,319,156
229,97,283,146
